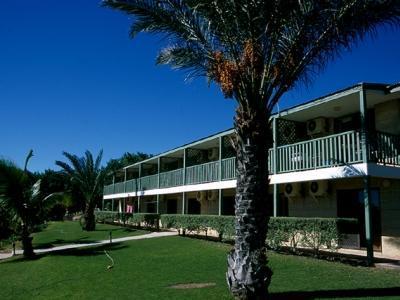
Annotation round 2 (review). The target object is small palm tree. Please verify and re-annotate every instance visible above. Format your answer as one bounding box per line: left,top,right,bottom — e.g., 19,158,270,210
0,150,59,258
104,1,400,298
56,150,106,231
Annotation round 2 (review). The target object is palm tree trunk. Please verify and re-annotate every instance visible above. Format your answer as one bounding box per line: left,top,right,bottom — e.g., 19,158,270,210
227,105,273,300
83,202,96,231
21,224,34,258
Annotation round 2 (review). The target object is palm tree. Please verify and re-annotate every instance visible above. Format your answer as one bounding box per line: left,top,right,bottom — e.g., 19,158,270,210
103,1,400,298
0,150,59,258
56,150,106,231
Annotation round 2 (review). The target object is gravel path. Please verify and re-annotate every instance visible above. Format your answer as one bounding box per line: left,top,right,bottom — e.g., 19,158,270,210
0,231,178,260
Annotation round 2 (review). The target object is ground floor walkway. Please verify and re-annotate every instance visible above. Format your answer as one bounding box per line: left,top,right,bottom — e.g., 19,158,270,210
0,231,178,260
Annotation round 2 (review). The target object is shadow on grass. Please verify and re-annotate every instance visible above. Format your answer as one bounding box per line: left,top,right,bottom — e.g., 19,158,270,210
270,287,400,299
1,243,127,264
33,237,95,249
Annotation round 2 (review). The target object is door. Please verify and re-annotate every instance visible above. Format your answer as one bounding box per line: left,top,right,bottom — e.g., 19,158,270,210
187,198,201,214
337,189,381,250
167,199,178,214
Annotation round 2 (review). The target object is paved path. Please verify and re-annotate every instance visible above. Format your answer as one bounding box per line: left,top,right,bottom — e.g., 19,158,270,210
0,231,178,260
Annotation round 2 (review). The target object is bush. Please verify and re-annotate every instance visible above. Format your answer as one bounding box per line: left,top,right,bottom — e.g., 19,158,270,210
267,217,358,254
160,214,234,240
95,211,160,229
127,213,160,229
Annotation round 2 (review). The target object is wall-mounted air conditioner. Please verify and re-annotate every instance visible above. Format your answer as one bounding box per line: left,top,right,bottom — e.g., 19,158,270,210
309,181,328,197
207,148,219,161
307,117,327,136
207,190,219,201
284,183,301,198
196,191,207,202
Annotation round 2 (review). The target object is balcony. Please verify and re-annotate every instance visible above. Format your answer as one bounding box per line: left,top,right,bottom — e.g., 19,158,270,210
103,131,400,196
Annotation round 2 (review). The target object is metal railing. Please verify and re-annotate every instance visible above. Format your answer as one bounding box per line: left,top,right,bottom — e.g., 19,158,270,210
159,168,184,188
185,161,219,185
221,157,236,180
275,130,363,173
370,131,400,166
125,179,138,193
139,174,158,190
104,130,400,195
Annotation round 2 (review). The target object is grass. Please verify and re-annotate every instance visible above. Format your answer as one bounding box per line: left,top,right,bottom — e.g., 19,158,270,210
31,221,149,249
1,233,400,299
0,221,148,251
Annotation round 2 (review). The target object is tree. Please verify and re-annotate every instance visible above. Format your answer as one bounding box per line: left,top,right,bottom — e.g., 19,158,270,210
103,1,400,298
0,151,59,257
105,151,152,175
56,150,106,231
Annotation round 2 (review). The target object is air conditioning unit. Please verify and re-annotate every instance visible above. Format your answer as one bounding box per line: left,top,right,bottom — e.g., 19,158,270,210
207,148,219,161
309,181,328,197
196,191,207,202
284,183,301,198
307,117,327,136
207,190,219,201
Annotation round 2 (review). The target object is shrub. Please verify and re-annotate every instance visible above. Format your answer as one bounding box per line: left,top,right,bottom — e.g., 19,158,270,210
160,214,234,240
95,211,160,229
127,213,160,229
267,217,358,254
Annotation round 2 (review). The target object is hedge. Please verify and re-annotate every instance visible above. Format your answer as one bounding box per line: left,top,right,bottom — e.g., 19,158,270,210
160,214,235,240
96,212,357,253
266,217,358,253
95,211,160,229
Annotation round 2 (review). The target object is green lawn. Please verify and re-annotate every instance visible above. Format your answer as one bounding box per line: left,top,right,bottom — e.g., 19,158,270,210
32,221,149,249
1,233,400,299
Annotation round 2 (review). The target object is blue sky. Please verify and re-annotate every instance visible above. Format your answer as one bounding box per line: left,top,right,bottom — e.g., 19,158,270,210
1,1,400,172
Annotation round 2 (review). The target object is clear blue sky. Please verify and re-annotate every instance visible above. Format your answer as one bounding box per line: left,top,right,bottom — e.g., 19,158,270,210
1,1,400,172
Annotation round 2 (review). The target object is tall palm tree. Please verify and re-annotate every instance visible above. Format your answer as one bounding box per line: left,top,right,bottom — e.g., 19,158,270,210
56,150,106,231
0,150,59,257
103,1,400,298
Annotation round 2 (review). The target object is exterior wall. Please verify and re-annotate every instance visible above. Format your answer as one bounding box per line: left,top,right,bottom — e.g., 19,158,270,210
185,191,219,215
158,193,183,214
380,179,400,257
375,98,400,135
284,177,400,257
288,193,336,218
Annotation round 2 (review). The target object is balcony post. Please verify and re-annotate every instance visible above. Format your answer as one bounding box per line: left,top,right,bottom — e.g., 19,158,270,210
112,175,115,194
112,199,114,212
272,116,279,217
139,164,142,191
218,189,222,216
183,149,187,185
359,84,374,266
102,198,105,211
156,194,160,214
182,192,186,215
157,157,161,189
124,169,127,193
219,136,222,181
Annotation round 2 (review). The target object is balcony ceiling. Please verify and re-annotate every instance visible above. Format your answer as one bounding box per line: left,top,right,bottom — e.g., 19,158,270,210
280,89,396,123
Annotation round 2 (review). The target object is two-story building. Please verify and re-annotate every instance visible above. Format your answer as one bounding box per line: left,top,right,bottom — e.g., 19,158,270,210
103,82,400,258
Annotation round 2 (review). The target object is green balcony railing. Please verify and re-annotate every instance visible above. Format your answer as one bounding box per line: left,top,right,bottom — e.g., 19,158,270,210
185,161,219,185
103,184,114,195
140,174,158,190
275,130,363,173
125,178,138,193
221,157,236,180
114,182,125,194
160,168,183,188
370,131,400,166
104,130,400,196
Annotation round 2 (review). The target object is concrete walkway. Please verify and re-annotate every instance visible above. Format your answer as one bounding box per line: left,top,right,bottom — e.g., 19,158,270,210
0,231,178,260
